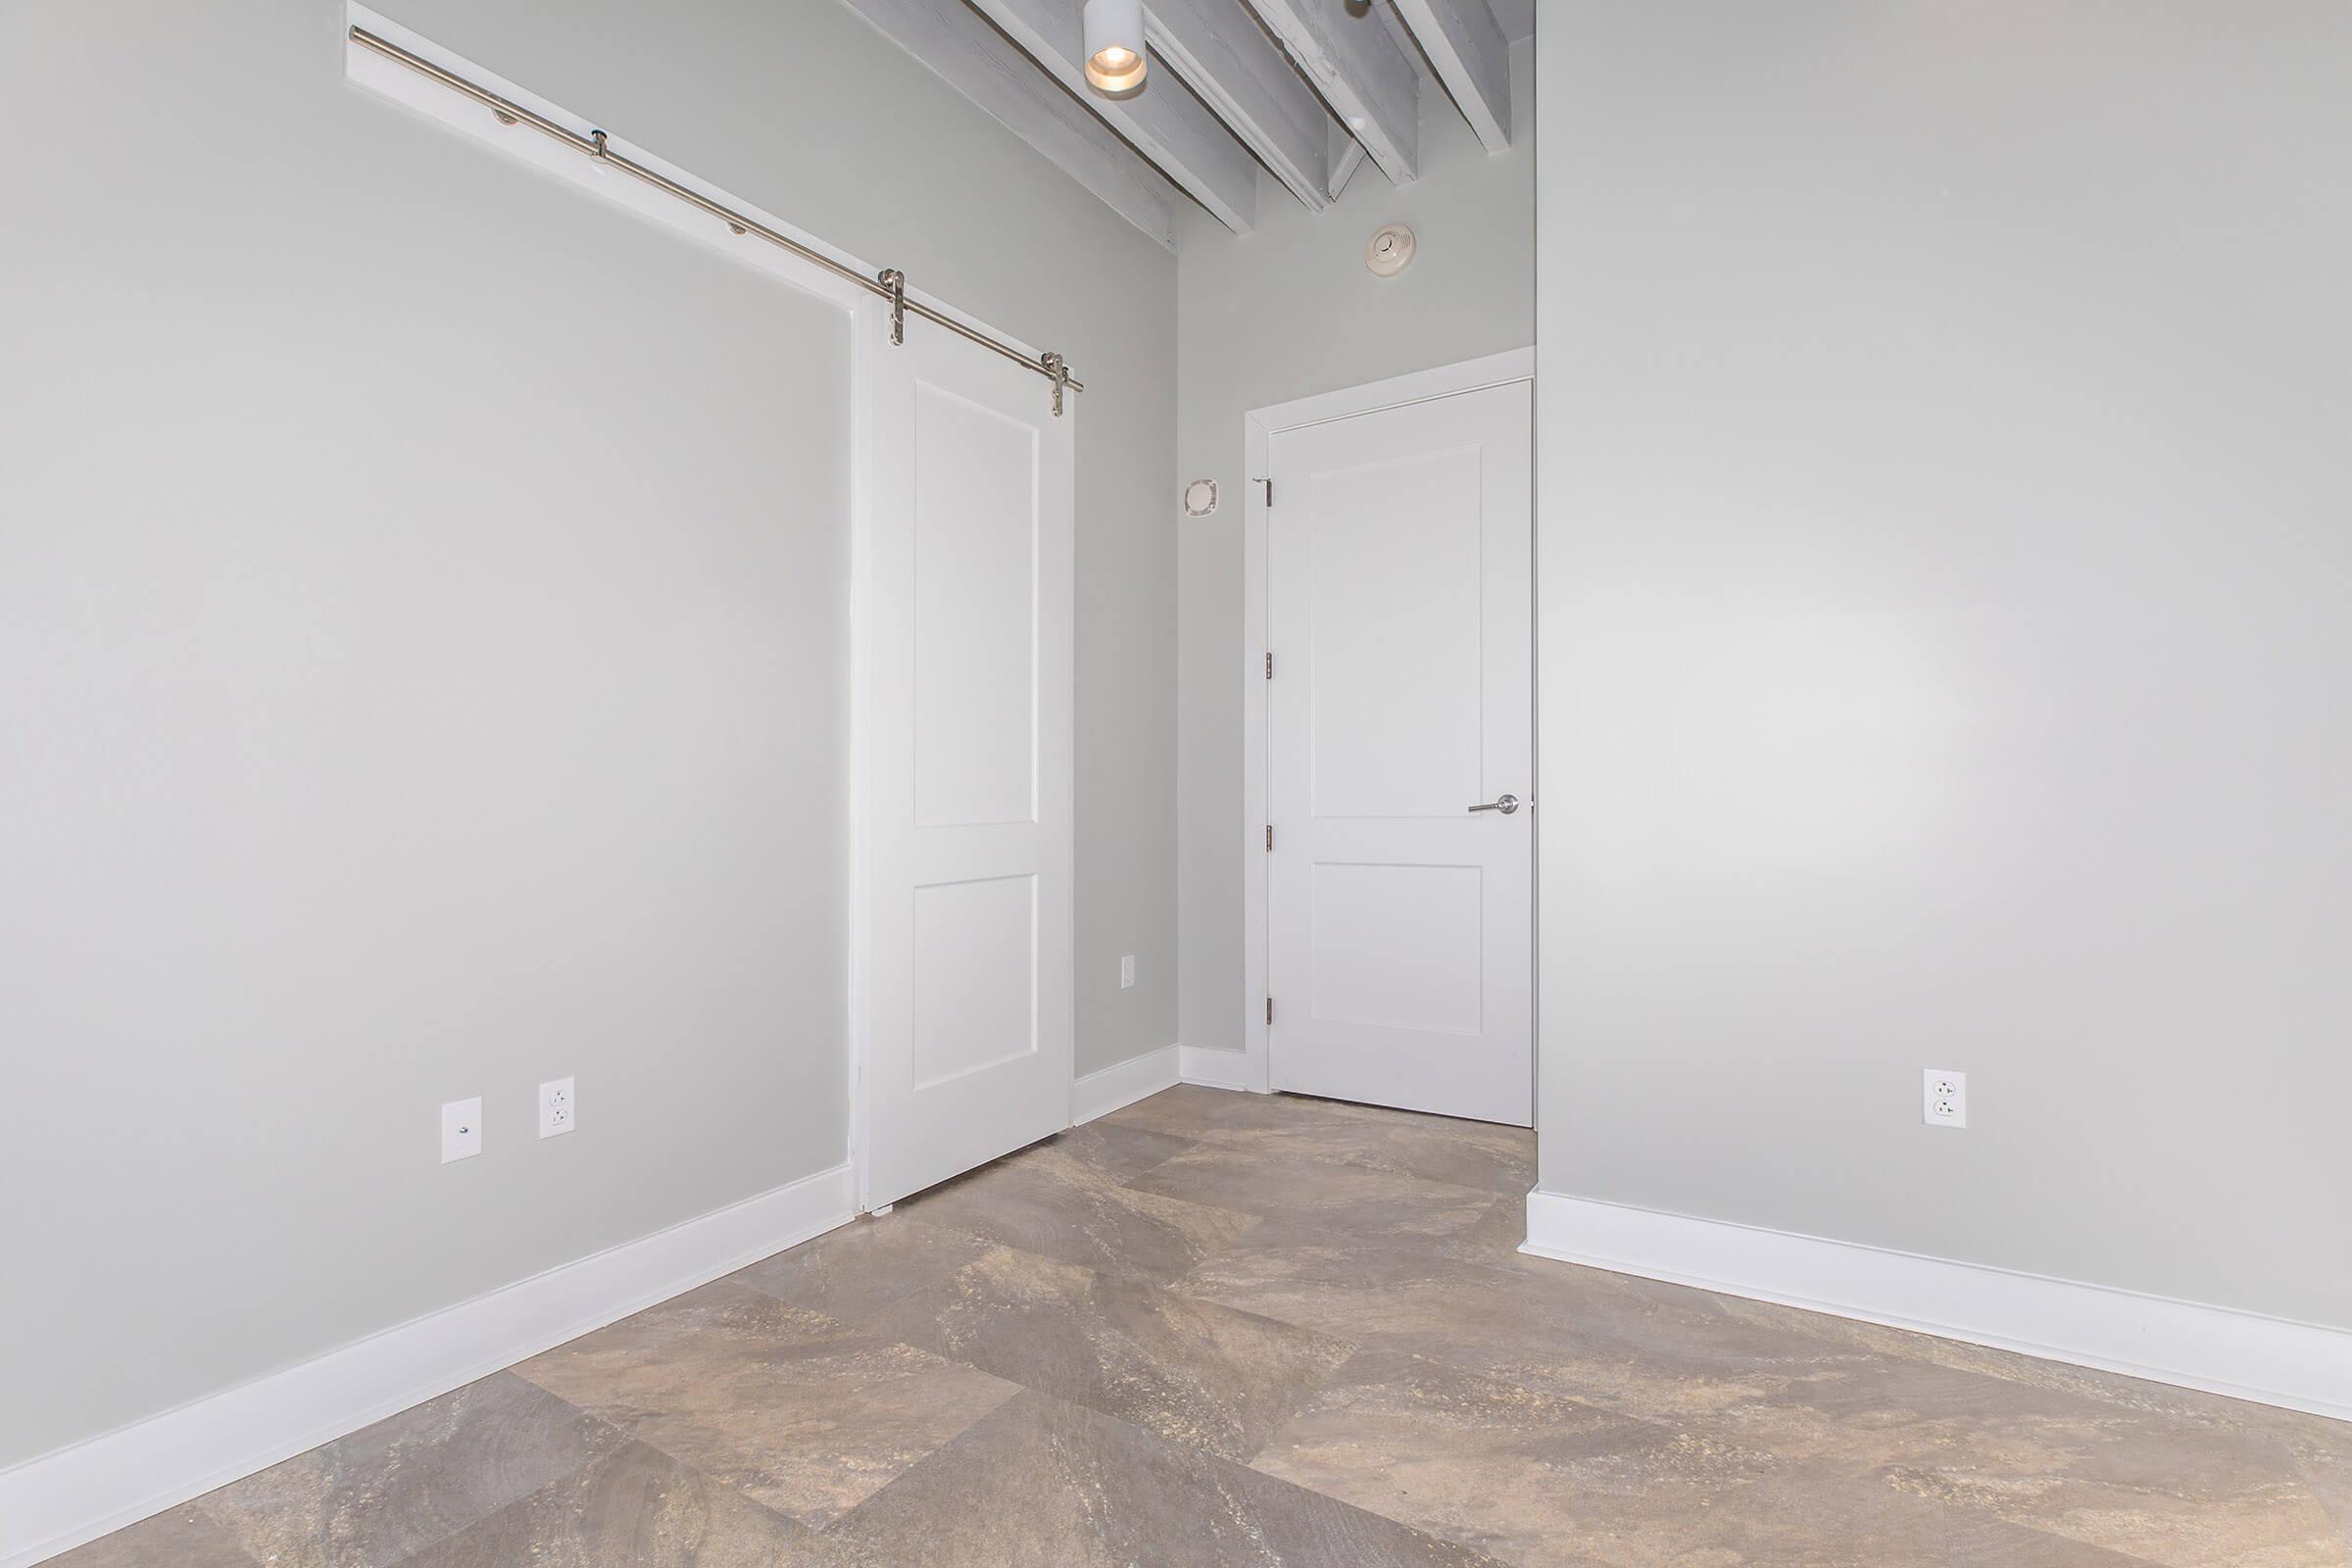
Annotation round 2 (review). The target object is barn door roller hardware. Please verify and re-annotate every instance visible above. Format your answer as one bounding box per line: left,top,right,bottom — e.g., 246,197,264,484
350,25,1083,416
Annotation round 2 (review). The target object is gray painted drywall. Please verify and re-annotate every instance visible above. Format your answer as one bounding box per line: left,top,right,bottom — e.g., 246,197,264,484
1174,44,1534,1056
385,0,1179,1077
1536,3,2352,1327
0,0,1174,1468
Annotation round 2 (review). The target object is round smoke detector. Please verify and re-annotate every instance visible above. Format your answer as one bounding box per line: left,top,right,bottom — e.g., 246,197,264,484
1183,478,1219,517
1365,222,1416,278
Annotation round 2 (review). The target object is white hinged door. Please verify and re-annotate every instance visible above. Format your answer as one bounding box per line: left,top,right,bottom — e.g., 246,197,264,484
1266,379,1533,1125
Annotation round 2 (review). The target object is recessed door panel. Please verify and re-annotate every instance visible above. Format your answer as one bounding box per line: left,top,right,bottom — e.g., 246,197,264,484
913,383,1038,829
911,874,1038,1088
1309,448,1484,820
1309,861,1483,1036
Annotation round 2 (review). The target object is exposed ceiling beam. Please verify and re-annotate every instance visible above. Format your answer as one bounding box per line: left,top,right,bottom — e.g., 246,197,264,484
1391,0,1512,152
841,0,1178,248
1245,0,1420,186
1326,119,1367,201
962,0,1260,233
1144,0,1335,212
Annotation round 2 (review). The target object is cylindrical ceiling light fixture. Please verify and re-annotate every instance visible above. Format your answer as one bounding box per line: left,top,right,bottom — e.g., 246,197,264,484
1084,0,1148,95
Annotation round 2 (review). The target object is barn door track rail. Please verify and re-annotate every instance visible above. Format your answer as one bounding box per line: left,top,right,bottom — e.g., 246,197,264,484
350,25,1083,415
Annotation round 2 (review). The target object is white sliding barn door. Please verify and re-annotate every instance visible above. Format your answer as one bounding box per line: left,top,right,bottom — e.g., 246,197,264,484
860,302,1074,1207
1266,379,1533,1125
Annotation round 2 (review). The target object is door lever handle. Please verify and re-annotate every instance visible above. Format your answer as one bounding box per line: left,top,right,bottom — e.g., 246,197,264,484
1468,794,1521,815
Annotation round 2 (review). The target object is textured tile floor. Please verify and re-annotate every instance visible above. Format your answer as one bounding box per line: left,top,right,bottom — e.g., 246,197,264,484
61,1086,2352,1566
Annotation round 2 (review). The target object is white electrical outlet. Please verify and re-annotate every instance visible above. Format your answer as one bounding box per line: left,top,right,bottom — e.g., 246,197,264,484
1923,1069,1967,1129
441,1098,482,1163
539,1077,575,1139
1120,955,1136,989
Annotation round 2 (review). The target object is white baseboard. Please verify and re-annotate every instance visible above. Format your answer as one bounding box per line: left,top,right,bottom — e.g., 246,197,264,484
1178,1045,1256,1092
1521,1190,2352,1424
1073,1045,1181,1123
0,1163,857,1568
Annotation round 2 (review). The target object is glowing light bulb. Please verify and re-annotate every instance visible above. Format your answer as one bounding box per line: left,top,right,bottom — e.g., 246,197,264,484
1084,0,1148,94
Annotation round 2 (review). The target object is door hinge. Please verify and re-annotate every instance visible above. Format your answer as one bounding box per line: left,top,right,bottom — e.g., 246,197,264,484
1264,651,1274,680
1257,477,1273,508
1264,823,1273,852
1266,997,1274,1025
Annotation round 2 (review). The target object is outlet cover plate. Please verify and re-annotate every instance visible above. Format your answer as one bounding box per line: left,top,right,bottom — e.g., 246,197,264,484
441,1097,483,1163
539,1077,575,1139
1120,956,1136,990
1923,1069,1967,1129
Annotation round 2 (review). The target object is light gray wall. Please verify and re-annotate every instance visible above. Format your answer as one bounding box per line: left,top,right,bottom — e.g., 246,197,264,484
0,0,1174,1468
1536,3,2352,1327
384,0,1180,1074
1175,45,1534,1055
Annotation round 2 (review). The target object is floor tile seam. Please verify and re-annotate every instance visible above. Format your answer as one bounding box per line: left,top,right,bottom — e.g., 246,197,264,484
1230,1448,1564,1568
891,1336,1351,1475
853,1248,1376,1432
496,1364,660,1455
371,1438,810,1567
236,1446,608,1568
811,1384,1495,1560
1933,1506,2229,1568
1239,1422,2205,1568
519,1365,1025,1538
1937,1513,2191,1568
189,1373,641,1568
795,1388,1104,1542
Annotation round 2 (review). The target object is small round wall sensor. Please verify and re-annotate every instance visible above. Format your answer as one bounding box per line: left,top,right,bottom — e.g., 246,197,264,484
1183,478,1219,517
1365,222,1416,278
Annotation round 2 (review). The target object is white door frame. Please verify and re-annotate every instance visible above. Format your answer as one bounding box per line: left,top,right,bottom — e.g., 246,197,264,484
1241,347,1538,1099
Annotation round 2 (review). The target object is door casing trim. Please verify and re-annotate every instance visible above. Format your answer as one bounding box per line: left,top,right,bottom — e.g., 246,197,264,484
1241,348,1538,1102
